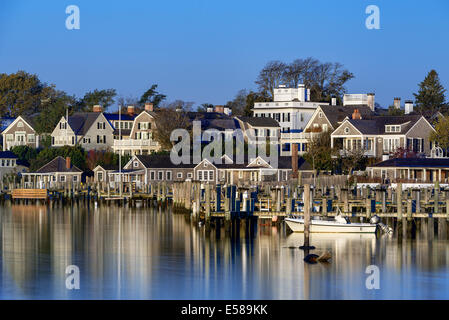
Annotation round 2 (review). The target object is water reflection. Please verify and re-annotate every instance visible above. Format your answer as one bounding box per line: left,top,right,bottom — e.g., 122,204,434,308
1,203,449,299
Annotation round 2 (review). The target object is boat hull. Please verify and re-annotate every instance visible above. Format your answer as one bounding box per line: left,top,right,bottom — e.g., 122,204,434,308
285,218,377,233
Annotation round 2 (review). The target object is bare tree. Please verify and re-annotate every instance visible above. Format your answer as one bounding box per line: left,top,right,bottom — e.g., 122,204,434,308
161,100,195,112
255,60,287,98
152,108,191,150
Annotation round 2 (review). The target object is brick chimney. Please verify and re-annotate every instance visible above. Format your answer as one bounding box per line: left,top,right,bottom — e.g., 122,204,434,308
352,108,361,120
145,103,154,112
394,97,401,109
127,105,135,116
66,157,71,170
292,143,298,179
92,105,103,113
214,105,225,113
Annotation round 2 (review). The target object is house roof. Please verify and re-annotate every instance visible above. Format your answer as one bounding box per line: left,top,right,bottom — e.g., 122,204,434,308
201,155,312,171
319,105,374,128
346,115,423,135
235,116,280,128
135,154,196,169
35,156,82,173
95,164,119,171
370,157,449,168
0,151,18,159
68,112,102,135
104,113,136,122
186,112,240,131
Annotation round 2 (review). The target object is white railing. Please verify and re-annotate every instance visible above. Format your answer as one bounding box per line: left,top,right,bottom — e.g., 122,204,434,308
280,132,318,140
113,139,159,147
6,141,33,148
339,149,375,157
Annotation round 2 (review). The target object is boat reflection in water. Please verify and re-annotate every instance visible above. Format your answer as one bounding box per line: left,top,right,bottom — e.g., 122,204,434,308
0,204,449,299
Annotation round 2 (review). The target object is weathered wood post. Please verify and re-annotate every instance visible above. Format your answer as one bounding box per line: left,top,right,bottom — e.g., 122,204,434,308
445,189,449,221
301,184,312,249
205,183,211,229
397,183,403,219
434,181,440,214
342,188,349,213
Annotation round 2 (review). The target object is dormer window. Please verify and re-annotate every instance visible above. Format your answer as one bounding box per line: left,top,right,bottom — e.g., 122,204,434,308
385,125,401,133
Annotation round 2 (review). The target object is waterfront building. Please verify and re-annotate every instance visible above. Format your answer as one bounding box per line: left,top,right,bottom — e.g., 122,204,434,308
111,103,161,156
22,156,82,188
1,116,40,151
281,104,375,156
194,155,313,184
0,151,28,180
331,113,435,159
367,157,449,182
93,164,119,184
51,110,114,151
107,154,195,190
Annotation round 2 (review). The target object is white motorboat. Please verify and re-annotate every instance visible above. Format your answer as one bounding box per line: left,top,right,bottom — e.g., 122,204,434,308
285,214,377,234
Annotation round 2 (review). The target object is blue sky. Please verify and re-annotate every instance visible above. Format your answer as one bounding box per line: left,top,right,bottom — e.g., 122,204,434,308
0,0,448,111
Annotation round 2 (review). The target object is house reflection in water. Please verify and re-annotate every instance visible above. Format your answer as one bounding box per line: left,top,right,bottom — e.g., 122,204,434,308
1,204,449,299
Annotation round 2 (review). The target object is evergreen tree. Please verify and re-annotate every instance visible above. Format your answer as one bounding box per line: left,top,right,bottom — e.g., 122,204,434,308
413,70,447,114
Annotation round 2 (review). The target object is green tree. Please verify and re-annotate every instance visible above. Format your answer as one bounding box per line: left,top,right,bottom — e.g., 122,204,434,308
10,145,39,167
414,70,447,114
244,91,271,116
387,105,405,116
302,131,335,172
139,84,166,108
30,146,87,171
430,115,449,151
78,89,117,112
34,91,76,134
0,70,55,117
226,89,248,115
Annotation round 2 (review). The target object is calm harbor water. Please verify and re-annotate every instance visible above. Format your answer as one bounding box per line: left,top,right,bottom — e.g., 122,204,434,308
0,203,448,299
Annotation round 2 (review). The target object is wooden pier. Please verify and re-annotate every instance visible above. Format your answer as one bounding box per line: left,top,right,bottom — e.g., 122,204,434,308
1,176,449,235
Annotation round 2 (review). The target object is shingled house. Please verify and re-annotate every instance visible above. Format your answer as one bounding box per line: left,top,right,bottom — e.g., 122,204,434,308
22,156,82,188
0,151,28,180
1,116,40,151
367,158,449,182
280,105,375,156
51,111,114,151
105,154,195,190
331,113,435,159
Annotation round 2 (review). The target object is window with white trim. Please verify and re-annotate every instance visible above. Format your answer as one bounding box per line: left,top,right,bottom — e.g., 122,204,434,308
177,172,183,179
166,171,172,180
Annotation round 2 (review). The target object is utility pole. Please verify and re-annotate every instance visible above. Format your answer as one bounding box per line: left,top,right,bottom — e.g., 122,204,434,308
119,105,122,197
